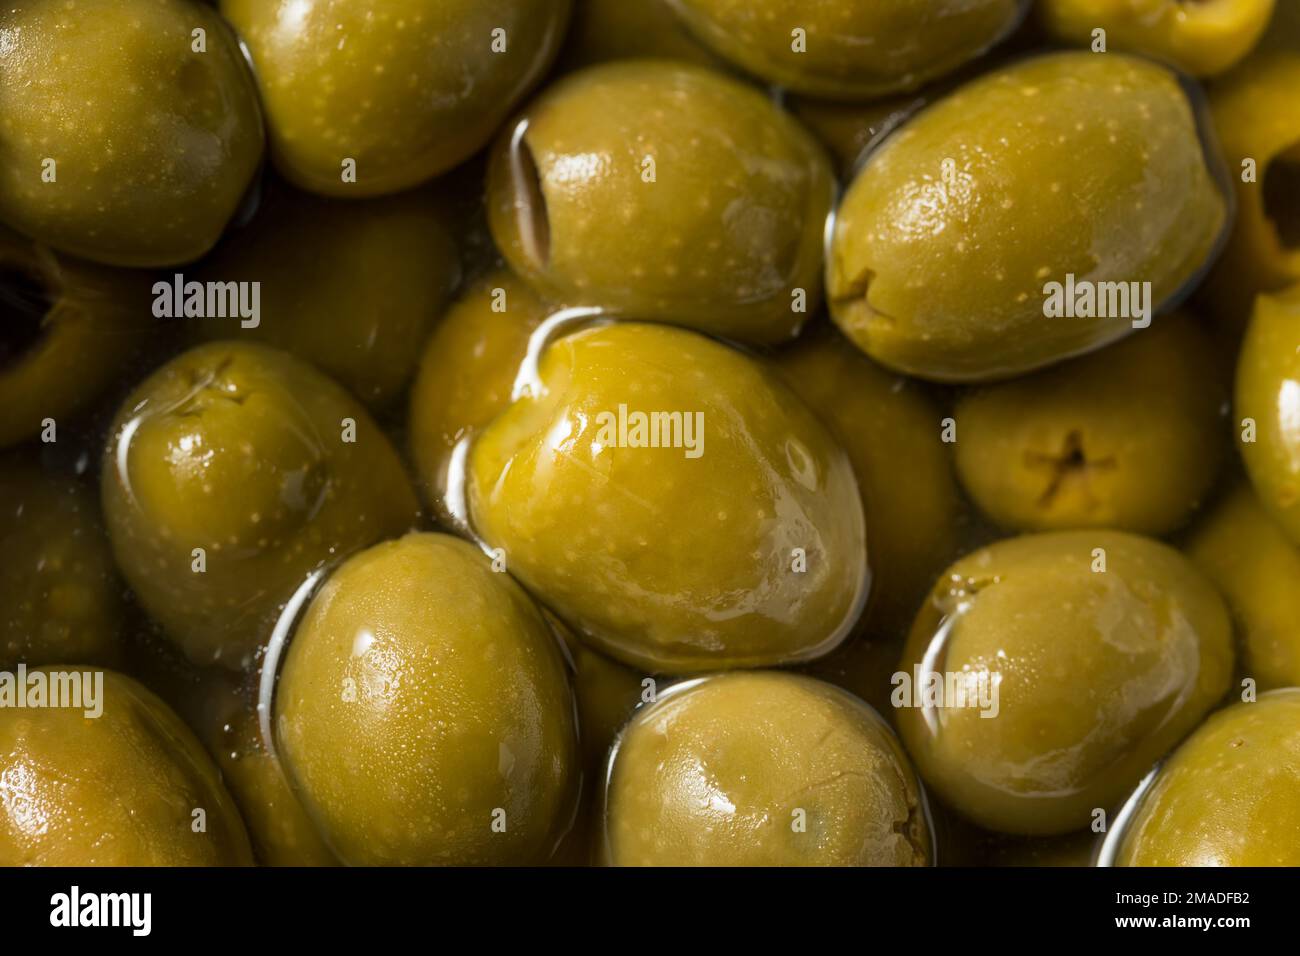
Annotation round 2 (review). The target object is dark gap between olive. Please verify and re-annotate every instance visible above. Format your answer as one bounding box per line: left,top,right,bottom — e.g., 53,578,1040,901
0,266,52,370
1263,150,1300,250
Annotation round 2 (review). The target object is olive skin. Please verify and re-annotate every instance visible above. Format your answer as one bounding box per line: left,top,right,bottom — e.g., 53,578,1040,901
276,533,579,866
0,229,153,448
601,672,932,866
1,454,124,671
896,531,1234,836
1039,0,1274,77
408,270,553,520
669,0,1026,100
101,342,420,670
953,314,1228,535
0,0,264,267
486,60,835,344
773,325,960,640
561,0,717,69
1116,690,1300,866
1236,285,1300,546
1186,482,1300,691
828,52,1228,382
467,321,868,674
221,0,572,197
0,669,253,866
196,186,461,409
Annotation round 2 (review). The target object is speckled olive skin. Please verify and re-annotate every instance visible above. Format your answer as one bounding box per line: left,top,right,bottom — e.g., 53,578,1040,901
276,533,579,866
954,314,1229,535
1201,8,1300,330
897,531,1234,836
467,322,868,673
1237,285,1300,545
101,342,420,670
0,230,153,448
668,0,1026,100
196,187,460,409
1117,690,1300,866
1,454,124,671
1039,0,1274,76
486,61,835,344
1187,482,1300,691
408,270,553,520
601,672,931,866
221,0,572,197
0,0,264,267
773,325,960,640
0,669,253,866
828,52,1228,382
561,0,718,69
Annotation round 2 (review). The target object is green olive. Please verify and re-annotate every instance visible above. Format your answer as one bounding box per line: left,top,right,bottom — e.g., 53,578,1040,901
1115,690,1300,866
467,321,868,673
221,0,572,197
896,531,1234,835
1187,481,1300,690
1237,284,1300,546
1,229,152,448
276,533,579,866
101,341,420,670
669,0,1027,100
601,672,932,866
0,0,264,267
953,313,1229,535
195,186,461,409
0,668,253,866
561,0,718,69
486,60,835,344
828,52,1228,382
1,452,124,671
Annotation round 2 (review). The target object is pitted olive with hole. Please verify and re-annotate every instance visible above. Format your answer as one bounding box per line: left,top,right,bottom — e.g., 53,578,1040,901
828,52,1229,382
1038,0,1275,76
601,671,931,866
896,531,1234,836
1,452,124,671
1236,284,1300,546
1186,481,1300,691
0,669,253,866
101,341,420,671
275,533,579,866
467,321,868,673
0,0,264,267
486,60,835,344
1115,690,1300,866
221,0,572,197
196,186,461,409
953,314,1229,535
667,0,1028,100
0,228,154,448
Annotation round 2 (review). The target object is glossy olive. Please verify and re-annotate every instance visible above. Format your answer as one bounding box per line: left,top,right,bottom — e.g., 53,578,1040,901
561,0,717,69
101,342,420,670
221,0,572,197
487,60,835,344
828,52,1228,382
276,533,579,866
467,321,868,673
897,531,1234,835
0,0,264,267
602,672,931,866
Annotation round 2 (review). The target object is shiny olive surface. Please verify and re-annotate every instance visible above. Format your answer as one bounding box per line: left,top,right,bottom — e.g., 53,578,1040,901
1116,690,1300,866
487,60,835,344
0,669,253,866
467,321,868,673
602,672,931,866
0,0,264,267
276,533,579,866
828,52,1228,382
101,342,420,670
221,0,572,197
897,531,1234,835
